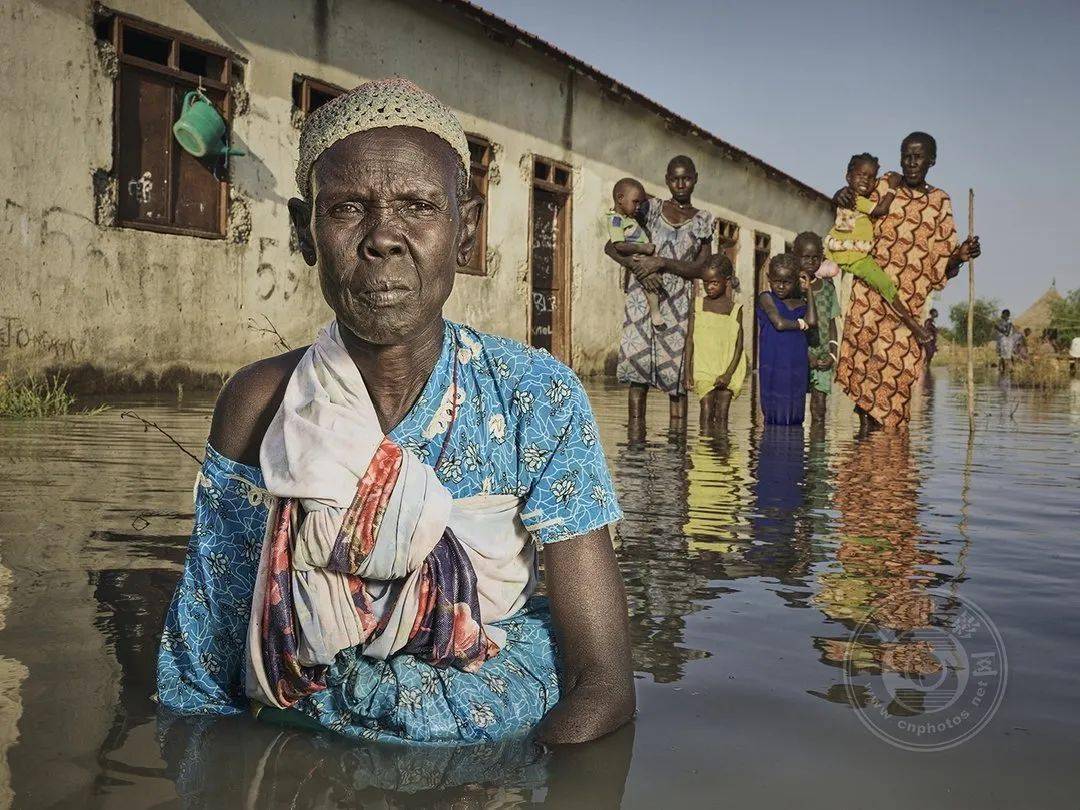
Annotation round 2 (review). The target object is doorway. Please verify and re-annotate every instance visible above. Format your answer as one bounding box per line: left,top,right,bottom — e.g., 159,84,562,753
529,156,573,364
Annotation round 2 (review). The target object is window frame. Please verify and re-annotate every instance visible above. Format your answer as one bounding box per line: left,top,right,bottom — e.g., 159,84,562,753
716,218,739,266
292,74,346,117
100,10,239,239
460,133,494,276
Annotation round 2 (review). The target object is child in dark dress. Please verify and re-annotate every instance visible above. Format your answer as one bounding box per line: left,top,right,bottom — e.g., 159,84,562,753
756,253,818,425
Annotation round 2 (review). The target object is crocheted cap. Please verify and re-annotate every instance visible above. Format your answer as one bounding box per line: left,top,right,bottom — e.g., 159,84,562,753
296,77,470,198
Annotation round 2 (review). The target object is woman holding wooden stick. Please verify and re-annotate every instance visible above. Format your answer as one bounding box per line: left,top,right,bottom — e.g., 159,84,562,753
833,132,981,433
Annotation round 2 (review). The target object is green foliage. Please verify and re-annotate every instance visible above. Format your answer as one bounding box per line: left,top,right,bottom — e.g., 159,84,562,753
0,375,107,419
1048,287,1080,343
946,297,999,345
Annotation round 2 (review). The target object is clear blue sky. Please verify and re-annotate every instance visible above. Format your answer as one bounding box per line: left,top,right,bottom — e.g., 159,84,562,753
472,0,1079,316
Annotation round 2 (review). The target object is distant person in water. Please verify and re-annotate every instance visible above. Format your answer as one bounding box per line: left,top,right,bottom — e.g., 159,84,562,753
793,232,840,427
692,254,746,429
609,155,714,429
756,253,817,425
995,309,1018,372
924,308,940,365
606,178,664,330
825,153,931,345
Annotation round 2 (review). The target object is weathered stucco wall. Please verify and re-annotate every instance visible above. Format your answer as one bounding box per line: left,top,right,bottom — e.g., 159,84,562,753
0,0,832,389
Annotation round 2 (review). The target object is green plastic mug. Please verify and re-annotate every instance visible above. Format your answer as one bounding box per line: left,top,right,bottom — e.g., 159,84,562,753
173,90,245,158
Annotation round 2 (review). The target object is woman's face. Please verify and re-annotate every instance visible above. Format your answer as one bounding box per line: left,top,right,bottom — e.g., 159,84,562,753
900,138,935,187
291,127,478,345
666,163,697,204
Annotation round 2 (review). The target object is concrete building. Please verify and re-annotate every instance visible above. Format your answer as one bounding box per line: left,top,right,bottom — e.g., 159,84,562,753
0,0,833,389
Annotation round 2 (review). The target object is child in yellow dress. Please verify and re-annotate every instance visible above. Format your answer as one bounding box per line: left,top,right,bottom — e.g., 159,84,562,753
693,254,746,428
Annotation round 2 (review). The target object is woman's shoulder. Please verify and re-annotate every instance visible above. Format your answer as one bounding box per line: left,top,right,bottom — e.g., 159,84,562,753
208,347,308,467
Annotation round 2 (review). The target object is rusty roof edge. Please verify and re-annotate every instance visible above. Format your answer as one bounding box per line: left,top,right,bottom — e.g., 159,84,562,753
431,0,832,206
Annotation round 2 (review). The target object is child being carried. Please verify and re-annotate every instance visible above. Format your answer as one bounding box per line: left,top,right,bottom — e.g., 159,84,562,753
606,178,664,330
825,152,931,344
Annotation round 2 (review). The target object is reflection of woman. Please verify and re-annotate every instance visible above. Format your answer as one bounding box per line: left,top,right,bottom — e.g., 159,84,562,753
813,433,944,678
608,156,713,426
834,132,981,432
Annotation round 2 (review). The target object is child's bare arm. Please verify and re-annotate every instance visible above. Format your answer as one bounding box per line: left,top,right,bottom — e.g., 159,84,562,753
803,280,819,345
757,291,802,331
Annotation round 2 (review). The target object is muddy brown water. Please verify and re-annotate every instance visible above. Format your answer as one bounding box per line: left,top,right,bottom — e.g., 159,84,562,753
0,375,1078,808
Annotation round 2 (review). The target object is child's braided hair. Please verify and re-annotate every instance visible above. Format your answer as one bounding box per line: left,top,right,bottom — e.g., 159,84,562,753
847,152,879,173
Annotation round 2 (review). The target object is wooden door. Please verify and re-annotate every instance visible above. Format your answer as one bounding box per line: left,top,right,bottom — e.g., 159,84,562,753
529,180,571,362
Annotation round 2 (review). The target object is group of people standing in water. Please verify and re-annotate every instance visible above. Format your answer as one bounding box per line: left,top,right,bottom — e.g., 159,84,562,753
606,131,982,435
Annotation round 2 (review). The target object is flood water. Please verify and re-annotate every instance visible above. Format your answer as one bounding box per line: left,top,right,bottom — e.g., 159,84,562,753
1,373,1078,808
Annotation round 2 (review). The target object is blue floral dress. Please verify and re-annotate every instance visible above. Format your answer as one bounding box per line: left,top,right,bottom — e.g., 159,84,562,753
157,321,622,745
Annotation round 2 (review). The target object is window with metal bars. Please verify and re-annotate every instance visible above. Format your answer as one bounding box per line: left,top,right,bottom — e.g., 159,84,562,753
461,134,494,276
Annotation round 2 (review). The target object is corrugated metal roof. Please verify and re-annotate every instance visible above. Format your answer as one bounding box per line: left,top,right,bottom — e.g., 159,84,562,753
432,0,831,205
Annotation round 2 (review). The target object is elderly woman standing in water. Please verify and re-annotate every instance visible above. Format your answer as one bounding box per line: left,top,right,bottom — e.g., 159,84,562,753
834,132,981,432
157,79,633,746
607,156,714,429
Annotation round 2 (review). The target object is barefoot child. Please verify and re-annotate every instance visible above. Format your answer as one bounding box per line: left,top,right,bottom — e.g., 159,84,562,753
606,178,663,329
793,232,841,426
693,255,746,428
757,253,817,425
825,153,930,344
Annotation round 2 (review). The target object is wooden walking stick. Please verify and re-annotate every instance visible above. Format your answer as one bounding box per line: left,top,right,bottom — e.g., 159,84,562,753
967,188,976,432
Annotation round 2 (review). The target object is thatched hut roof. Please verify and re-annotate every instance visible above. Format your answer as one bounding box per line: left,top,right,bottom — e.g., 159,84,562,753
1014,286,1062,332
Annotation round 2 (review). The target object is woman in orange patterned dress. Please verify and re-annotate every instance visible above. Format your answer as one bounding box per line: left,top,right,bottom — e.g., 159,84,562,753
834,132,981,433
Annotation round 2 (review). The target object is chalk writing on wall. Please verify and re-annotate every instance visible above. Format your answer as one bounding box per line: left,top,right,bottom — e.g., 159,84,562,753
0,316,79,361
127,172,153,204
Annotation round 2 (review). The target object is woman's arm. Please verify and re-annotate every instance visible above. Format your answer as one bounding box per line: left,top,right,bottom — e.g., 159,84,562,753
631,239,712,280
604,240,641,270
611,241,656,257
537,527,635,745
757,291,803,331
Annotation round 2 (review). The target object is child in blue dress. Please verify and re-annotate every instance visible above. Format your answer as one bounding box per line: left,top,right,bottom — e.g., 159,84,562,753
756,253,818,425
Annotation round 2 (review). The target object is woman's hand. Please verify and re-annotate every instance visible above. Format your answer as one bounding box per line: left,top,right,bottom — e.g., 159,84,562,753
885,172,902,190
833,187,856,208
631,255,666,275
814,355,834,370
955,236,981,263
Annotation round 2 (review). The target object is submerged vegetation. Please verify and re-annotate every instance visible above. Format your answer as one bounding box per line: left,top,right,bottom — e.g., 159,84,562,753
1009,355,1071,389
0,374,107,418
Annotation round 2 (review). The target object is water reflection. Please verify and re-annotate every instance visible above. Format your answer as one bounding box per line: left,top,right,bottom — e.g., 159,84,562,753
0,380,1078,806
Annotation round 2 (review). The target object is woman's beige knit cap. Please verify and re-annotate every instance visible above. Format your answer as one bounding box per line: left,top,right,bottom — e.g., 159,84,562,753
296,77,471,198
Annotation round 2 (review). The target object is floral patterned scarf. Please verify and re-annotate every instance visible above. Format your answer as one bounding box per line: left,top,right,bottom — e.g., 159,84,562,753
247,322,536,709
